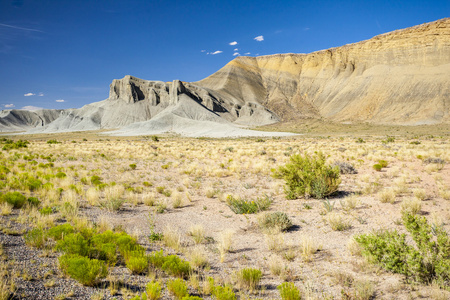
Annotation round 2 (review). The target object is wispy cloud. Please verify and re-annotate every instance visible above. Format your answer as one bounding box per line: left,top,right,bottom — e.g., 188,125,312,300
303,27,310,31
234,48,238,51
201,50,206,52
21,105,43,111
0,23,43,33
38,92,44,96
233,52,240,56
229,41,238,46
4,104,15,108
55,99,65,103
24,92,35,96
209,50,223,55
245,52,251,55
254,35,264,42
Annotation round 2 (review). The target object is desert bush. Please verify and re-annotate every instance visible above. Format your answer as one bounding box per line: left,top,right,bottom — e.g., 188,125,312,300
167,278,188,299
327,213,351,231
236,268,262,291
162,255,191,278
272,152,340,199
373,164,383,172
145,281,162,300
24,228,46,249
55,233,90,256
129,163,137,170
58,254,107,286
47,224,75,241
226,195,272,214
27,197,40,207
278,282,301,300
47,139,61,144
331,161,357,174
378,160,388,168
148,250,166,269
401,198,422,215
0,192,27,208
355,213,450,288
125,250,149,274
379,189,396,204
259,212,293,232
55,172,67,179
212,284,236,300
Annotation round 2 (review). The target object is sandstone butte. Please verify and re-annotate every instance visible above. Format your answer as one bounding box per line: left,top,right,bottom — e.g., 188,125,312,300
1,18,449,135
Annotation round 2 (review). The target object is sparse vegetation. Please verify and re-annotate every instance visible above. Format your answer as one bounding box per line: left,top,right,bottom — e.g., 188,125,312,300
0,132,448,299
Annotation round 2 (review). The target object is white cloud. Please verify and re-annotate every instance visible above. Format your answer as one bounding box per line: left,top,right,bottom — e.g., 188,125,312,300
234,48,238,51
55,99,65,103
245,52,251,55
201,50,206,52
38,92,44,96
21,106,43,111
229,41,238,46
24,92,35,96
233,52,240,56
254,35,264,42
210,51,223,55
4,104,15,108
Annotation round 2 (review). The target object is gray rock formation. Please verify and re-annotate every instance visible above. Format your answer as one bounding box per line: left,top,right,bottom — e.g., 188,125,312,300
1,18,448,136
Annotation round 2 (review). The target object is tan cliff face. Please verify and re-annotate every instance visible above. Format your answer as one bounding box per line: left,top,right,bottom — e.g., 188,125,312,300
197,18,450,125
1,18,448,134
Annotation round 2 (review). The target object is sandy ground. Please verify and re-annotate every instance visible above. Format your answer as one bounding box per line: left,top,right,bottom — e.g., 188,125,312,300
0,133,449,299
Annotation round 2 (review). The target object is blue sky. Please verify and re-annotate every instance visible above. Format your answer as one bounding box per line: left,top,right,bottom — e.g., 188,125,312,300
0,0,448,110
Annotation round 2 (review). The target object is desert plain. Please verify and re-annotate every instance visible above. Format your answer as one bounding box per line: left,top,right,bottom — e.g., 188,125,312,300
0,123,448,300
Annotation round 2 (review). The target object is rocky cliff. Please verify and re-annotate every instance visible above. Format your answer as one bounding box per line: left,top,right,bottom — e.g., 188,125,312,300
196,18,450,125
1,18,448,136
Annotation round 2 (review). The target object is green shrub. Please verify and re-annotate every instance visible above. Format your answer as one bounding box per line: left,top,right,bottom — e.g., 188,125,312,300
129,163,137,170
259,212,293,232
182,296,202,300
162,255,191,278
27,197,40,207
167,278,188,299
26,177,42,191
212,285,236,300
146,281,162,300
39,206,53,215
125,250,149,274
24,228,46,248
373,164,383,172
47,139,61,144
148,250,166,268
151,136,159,142
226,195,272,214
90,175,103,186
278,282,301,300
47,224,74,241
378,160,388,168
55,233,90,256
55,172,67,178
58,254,107,286
236,268,262,291
272,152,340,199
1,192,27,208
355,213,450,288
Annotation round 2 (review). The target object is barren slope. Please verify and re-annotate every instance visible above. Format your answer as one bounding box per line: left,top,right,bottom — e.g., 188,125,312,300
197,18,449,125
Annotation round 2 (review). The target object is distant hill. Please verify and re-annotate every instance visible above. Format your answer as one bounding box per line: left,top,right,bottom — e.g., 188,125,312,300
1,18,448,136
